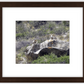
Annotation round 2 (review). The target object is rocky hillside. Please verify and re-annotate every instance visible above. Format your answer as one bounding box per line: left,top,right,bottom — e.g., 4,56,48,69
16,21,69,64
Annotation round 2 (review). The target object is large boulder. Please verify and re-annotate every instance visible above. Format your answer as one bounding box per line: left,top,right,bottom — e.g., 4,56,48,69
24,39,69,60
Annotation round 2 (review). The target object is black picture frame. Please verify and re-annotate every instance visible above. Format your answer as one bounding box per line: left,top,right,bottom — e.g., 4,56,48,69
0,2,84,82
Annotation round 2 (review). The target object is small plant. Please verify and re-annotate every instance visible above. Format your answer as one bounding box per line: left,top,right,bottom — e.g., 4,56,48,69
66,33,69,38
59,35,64,40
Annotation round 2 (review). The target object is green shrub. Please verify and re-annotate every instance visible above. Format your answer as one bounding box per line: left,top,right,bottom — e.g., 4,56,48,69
32,53,69,64
16,33,25,38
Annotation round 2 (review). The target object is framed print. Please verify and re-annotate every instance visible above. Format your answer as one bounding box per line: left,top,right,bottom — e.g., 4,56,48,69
0,2,83,82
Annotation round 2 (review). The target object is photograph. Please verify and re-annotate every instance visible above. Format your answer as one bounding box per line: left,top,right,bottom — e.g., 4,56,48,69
16,21,70,64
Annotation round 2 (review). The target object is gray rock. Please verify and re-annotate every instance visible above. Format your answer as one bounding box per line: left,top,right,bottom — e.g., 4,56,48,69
24,39,69,60
16,41,30,51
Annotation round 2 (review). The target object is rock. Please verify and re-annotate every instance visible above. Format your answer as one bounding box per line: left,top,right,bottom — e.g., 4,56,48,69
24,39,69,60
39,48,68,57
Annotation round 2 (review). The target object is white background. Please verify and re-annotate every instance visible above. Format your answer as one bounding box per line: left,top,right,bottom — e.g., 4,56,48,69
2,7,83,77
